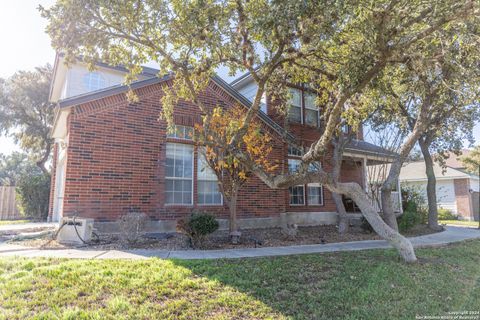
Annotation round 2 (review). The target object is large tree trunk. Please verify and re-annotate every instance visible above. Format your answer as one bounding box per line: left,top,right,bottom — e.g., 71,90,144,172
381,189,399,230
332,192,349,234
336,182,417,263
419,137,441,230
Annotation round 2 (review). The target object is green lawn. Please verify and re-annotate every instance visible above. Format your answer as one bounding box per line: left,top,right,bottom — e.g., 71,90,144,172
0,220,30,226
1,241,480,319
440,220,480,227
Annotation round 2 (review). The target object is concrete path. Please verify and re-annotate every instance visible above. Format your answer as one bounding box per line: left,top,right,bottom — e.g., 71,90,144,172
0,222,56,232
0,226,478,260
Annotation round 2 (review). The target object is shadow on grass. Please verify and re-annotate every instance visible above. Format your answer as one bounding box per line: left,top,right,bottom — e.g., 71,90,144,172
172,240,480,319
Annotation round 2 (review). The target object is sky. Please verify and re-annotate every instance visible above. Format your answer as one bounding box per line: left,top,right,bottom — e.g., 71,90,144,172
0,1,479,157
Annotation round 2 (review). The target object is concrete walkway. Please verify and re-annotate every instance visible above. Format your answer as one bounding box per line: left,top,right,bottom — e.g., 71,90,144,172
0,226,479,260
0,222,56,232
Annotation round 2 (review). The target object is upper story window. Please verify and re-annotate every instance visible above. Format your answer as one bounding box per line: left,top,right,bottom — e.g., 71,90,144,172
288,88,320,127
167,125,194,141
83,72,107,92
288,145,304,157
288,89,303,123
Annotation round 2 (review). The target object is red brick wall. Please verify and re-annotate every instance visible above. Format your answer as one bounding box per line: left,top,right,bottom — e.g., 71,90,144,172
454,178,473,220
56,79,365,223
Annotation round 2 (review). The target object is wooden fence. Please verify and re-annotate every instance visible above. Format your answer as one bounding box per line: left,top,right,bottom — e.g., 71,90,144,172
0,186,22,220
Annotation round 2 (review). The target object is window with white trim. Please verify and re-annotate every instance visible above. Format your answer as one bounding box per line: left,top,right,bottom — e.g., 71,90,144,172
288,88,302,123
307,183,323,205
304,92,319,127
288,145,304,157
83,72,107,92
197,151,222,205
165,143,193,205
289,185,305,205
288,87,319,127
167,125,194,140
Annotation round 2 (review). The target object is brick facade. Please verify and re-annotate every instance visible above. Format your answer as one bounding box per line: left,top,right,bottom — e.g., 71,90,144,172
454,178,475,220
48,79,365,228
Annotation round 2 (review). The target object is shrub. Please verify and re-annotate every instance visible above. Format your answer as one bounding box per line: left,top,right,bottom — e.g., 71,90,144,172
118,212,148,243
16,173,50,220
438,208,457,220
177,213,219,248
397,210,422,232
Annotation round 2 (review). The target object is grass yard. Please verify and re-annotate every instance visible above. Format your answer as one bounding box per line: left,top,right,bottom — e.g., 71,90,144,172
0,220,30,226
1,240,480,319
440,220,480,227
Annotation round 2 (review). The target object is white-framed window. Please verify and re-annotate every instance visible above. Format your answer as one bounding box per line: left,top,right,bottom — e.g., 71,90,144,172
288,145,304,157
289,185,305,205
288,88,319,127
83,72,107,92
288,159,302,173
167,125,194,140
304,92,319,127
165,143,194,205
342,123,351,134
197,151,222,205
288,88,302,123
307,183,323,205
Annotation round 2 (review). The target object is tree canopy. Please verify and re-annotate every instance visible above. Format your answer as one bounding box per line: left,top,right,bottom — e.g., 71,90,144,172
0,65,54,174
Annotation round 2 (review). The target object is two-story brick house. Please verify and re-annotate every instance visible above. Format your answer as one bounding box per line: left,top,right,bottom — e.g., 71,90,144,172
48,54,397,233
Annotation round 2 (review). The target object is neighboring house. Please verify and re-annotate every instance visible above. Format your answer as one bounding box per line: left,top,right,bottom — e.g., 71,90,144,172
400,152,480,221
48,54,397,233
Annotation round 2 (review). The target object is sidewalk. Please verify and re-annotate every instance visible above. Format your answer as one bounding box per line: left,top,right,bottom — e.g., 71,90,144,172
0,222,56,232
0,226,479,260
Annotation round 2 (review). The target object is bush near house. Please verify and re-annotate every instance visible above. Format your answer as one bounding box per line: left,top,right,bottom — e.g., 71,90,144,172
15,173,50,221
177,213,219,248
438,208,457,221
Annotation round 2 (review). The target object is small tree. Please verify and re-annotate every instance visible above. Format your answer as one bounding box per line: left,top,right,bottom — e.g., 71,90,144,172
196,106,277,243
462,146,480,174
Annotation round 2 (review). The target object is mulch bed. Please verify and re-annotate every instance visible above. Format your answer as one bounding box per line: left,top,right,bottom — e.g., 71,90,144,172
10,224,441,251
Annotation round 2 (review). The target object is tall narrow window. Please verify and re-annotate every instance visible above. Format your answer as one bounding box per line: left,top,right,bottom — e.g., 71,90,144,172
197,152,222,205
288,88,302,123
289,185,305,205
304,93,319,127
165,143,193,205
307,183,323,205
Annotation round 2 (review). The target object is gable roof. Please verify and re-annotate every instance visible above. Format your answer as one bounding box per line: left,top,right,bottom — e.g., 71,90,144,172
55,67,396,159
400,161,479,182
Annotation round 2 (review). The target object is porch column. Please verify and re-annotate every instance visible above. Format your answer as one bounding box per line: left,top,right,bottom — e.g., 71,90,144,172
362,156,368,193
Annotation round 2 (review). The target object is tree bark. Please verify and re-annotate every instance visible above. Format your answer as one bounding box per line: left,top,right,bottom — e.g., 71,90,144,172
335,182,417,263
229,192,238,234
381,189,399,230
36,140,52,175
419,137,441,231
332,192,349,234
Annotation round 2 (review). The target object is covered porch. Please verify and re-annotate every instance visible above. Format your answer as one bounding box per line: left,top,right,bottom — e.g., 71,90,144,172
342,140,402,215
